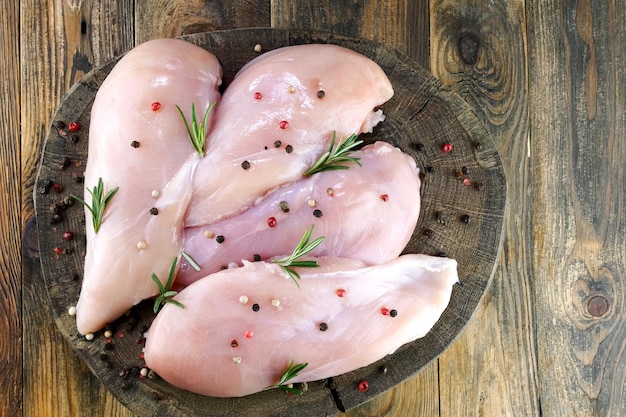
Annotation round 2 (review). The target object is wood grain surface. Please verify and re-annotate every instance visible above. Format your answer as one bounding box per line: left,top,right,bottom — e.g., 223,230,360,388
6,1,626,417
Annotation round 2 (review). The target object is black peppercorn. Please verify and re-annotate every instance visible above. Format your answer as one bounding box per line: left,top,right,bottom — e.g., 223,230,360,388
317,90,325,99
252,303,260,312
216,235,225,243
241,160,251,170
319,322,328,331
130,140,140,148
313,209,323,218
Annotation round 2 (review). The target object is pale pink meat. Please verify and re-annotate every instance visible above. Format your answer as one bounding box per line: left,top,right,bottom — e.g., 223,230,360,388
76,38,222,334
184,44,394,226
178,141,420,286
144,254,459,397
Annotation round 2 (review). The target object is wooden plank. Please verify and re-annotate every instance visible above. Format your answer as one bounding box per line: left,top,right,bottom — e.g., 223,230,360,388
20,1,135,416
270,0,429,64
429,0,541,416
527,0,626,415
0,1,22,416
135,0,271,44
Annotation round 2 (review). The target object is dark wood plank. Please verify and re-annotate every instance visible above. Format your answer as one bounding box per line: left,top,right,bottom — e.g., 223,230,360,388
135,0,271,43
20,1,135,416
429,0,540,416
271,0,429,65
527,0,626,415
1,1,22,416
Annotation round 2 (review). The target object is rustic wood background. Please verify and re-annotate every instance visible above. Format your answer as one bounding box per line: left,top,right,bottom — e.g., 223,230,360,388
3,0,625,416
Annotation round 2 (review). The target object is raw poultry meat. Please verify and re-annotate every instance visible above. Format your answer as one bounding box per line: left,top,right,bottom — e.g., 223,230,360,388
178,141,421,286
144,254,459,397
184,43,394,226
75,38,222,335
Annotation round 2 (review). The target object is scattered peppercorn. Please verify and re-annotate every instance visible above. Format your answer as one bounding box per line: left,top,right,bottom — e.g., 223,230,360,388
317,90,325,99
231,339,239,348
253,253,261,261
442,143,453,152
285,144,293,153
462,166,470,175
390,309,398,317
436,211,446,225
149,207,159,215
380,194,389,202
51,182,63,193
68,121,80,132
279,120,289,129
63,230,74,241
319,322,328,332
313,209,323,218
380,365,388,374
474,142,483,150
358,380,369,392
381,307,390,316
425,166,435,173
279,201,290,213
423,228,434,237
336,289,346,297
463,178,472,186
151,102,161,111
274,140,282,148
241,160,251,170
254,92,262,100
216,235,225,244
130,140,140,148
267,217,277,227
461,214,471,224
453,169,463,179
473,181,484,191
411,142,425,151
59,157,71,171
252,303,260,312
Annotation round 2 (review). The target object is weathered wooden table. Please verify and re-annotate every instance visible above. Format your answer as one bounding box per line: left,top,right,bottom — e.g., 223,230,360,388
4,1,625,416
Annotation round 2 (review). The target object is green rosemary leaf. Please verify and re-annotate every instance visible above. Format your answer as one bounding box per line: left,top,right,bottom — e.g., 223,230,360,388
272,360,308,394
304,132,363,176
176,102,215,157
70,177,118,233
181,251,201,271
151,257,185,313
272,226,324,286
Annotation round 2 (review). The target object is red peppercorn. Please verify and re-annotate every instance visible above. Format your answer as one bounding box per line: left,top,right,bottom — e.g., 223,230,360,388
358,380,369,392
442,143,453,152
267,217,277,227
279,120,289,129
463,178,472,186
336,289,346,297
63,230,74,241
53,246,64,255
68,121,80,132
150,102,161,111
244,330,254,339
254,92,262,100
380,194,389,202
381,307,390,316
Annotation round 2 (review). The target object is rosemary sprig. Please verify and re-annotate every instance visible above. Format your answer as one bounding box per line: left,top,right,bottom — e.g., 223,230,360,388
272,226,324,286
70,177,118,233
271,360,308,395
181,251,201,271
303,132,363,176
176,102,215,157
151,257,185,313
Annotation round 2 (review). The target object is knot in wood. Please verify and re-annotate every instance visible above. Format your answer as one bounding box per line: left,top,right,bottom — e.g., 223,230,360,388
458,32,480,65
587,295,609,317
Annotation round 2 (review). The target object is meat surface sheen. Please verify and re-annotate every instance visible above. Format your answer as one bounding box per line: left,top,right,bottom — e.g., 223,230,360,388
144,254,458,397
184,44,394,226
76,38,222,334
178,141,420,285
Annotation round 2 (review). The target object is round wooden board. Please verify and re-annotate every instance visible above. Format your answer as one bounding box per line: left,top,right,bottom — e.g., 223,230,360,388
35,28,507,417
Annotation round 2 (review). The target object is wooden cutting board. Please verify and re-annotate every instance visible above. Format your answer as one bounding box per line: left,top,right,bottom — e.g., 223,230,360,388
34,28,507,417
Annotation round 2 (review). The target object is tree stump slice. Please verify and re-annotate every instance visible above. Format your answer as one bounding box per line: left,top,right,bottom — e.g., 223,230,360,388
34,28,507,417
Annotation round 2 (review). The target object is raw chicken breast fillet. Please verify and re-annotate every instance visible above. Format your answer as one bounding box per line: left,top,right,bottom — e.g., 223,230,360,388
76,38,222,335
184,43,394,226
144,254,459,397
178,141,420,285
